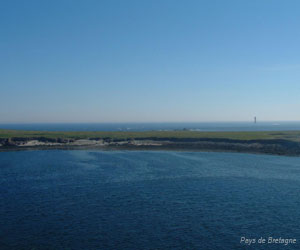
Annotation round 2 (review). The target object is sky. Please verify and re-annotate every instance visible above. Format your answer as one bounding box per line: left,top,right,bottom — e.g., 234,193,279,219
1,0,300,123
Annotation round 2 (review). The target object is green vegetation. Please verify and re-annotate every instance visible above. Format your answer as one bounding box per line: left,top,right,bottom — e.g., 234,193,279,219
1,129,300,141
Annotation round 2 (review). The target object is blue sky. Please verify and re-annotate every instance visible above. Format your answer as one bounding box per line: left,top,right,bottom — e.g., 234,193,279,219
1,0,300,123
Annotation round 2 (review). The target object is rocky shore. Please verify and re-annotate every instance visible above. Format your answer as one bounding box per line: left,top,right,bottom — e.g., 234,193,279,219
1,137,300,156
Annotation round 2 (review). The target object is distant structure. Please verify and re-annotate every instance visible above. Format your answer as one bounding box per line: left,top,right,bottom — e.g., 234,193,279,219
254,116,257,124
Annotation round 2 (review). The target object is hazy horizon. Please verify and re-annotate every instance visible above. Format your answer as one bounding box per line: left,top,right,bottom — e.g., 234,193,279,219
1,0,300,123
1,120,300,124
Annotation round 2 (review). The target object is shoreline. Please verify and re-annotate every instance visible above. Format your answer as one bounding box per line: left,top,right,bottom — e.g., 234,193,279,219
1,129,300,156
1,139,300,157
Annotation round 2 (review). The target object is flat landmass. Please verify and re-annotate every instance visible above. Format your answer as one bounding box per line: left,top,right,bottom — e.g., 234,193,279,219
1,129,300,156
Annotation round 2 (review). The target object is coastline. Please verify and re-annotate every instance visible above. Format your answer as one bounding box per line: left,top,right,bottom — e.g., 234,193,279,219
1,137,300,156
1,129,300,156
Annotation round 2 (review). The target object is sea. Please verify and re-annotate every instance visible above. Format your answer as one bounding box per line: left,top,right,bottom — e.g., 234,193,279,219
1,121,300,132
1,150,300,249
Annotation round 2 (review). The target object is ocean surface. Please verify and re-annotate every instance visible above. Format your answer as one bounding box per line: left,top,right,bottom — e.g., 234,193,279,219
1,150,300,249
1,121,300,132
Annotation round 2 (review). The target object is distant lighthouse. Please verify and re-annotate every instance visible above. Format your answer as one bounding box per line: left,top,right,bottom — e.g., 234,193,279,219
254,117,257,124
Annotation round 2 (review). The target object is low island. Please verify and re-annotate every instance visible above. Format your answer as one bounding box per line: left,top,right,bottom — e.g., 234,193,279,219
1,129,300,156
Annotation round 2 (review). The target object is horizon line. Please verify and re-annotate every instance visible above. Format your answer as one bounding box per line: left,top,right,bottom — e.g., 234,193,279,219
1,120,300,124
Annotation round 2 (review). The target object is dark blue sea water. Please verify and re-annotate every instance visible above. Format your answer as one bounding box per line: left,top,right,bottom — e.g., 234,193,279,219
1,150,300,249
1,121,300,131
